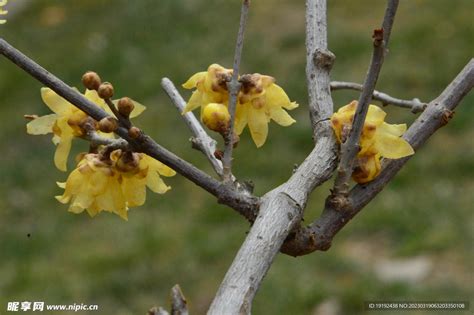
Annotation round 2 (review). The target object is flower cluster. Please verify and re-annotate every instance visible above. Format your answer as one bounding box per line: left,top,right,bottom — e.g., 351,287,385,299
26,71,175,219
182,64,298,147
331,101,414,183
26,87,145,171
56,150,175,220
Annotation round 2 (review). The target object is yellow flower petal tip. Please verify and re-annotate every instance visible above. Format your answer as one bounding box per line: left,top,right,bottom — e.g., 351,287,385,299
332,101,415,182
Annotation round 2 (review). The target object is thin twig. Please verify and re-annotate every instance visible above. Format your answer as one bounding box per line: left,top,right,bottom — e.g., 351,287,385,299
330,81,427,113
170,285,189,315
161,78,224,177
331,0,399,199
0,37,259,220
222,0,250,183
104,98,131,128
281,59,474,256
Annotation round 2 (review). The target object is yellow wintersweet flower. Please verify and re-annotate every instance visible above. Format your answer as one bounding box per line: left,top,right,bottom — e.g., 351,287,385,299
235,73,298,147
112,150,176,209
331,101,414,183
26,88,146,171
56,151,176,220
56,153,128,219
182,65,298,147
182,64,233,114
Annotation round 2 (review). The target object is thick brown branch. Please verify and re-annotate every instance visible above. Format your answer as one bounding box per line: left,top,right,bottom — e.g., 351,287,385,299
222,0,250,182
0,37,259,221
281,59,474,256
330,81,427,113
332,0,399,197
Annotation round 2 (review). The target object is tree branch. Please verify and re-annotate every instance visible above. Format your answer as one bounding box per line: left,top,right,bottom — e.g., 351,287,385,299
161,78,224,178
222,0,250,182
330,81,427,113
170,285,189,315
0,37,259,221
207,1,339,313
281,59,474,256
332,0,399,198
306,0,336,138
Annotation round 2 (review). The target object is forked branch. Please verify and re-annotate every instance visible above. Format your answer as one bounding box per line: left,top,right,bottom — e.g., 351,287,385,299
0,37,259,221
331,0,399,198
222,0,251,182
282,59,474,256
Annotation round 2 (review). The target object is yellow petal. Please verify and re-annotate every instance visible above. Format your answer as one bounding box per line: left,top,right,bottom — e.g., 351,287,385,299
183,90,203,113
26,114,57,135
234,103,249,135
86,202,100,217
248,107,268,147
71,193,93,212
54,135,73,172
379,122,407,137
366,104,386,125
122,177,147,207
55,194,71,204
270,107,296,126
142,155,176,177
68,204,86,214
182,71,207,89
56,181,66,189
375,134,414,159
352,154,381,183
41,88,71,115
85,89,108,112
265,84,298,110
147,171,171,194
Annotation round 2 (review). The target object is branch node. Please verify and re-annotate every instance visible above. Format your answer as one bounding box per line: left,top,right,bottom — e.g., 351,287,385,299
441,109,455,126
314,48,335,70
372,28,384,47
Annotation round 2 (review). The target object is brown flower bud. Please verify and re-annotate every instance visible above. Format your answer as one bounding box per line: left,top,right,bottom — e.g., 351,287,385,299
98,116,119,133
82,71,102,90
97,82,114,99
128,126,141,139
117,97,135,117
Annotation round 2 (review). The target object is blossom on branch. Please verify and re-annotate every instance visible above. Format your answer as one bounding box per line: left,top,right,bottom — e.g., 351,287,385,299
182,64,298,147
331,101,414,183
56,151,176,220
26,88,146,171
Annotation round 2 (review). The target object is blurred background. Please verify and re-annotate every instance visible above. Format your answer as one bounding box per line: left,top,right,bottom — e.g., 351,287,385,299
0,0,472,314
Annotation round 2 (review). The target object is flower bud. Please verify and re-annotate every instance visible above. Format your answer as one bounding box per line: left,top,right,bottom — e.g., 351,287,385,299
202,103,230,133
98,117,119,133
97,82,114,99
82,71,102,90
118,97,135,117
128,126,141,139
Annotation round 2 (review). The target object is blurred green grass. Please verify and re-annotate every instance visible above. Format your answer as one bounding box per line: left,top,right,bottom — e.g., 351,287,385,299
0,0,472,314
